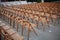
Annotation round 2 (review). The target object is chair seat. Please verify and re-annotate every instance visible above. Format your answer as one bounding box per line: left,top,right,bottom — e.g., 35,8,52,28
41,17,46,23
2,25,10,30
52,15,57,18
11,33,23,40
6,29,16,35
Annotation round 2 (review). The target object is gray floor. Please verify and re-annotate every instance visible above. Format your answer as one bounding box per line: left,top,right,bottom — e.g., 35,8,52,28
0,18,60,40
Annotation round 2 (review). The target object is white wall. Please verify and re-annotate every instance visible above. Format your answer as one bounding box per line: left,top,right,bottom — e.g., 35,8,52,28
41,0,44,3
0,1,28,6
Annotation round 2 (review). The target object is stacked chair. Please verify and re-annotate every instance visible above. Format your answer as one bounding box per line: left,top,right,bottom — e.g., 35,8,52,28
0,23,23,40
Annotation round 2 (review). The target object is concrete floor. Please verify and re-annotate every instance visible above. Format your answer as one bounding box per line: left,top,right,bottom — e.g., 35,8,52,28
0,18,60,40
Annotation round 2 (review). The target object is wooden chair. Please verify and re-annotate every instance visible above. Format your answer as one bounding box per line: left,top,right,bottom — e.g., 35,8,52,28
22,21,37,40
1,25,23,40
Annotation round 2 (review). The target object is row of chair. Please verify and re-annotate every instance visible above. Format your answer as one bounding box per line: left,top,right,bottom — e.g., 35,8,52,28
0,7,38,40
0,2,60,40
0,22,23,40
2,3,59,27
0,2,60,34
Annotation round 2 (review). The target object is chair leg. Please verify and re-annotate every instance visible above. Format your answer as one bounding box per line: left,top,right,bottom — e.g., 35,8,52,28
27,27,30,40
42,23,46,32
12,20,15,28
9,18,11,26
7,17,9,24
13,20,15,28
51,17,53,23
0,28,1,40
11,20,13,28
31,19,33,23
8,18,10,24
16,22,18,32
31,26,38,36
21,26,24,36
47,22,50,31
53,19,56,26
36,21,39,29
57,18,60,24
41,22,43,26
7,17,9,23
